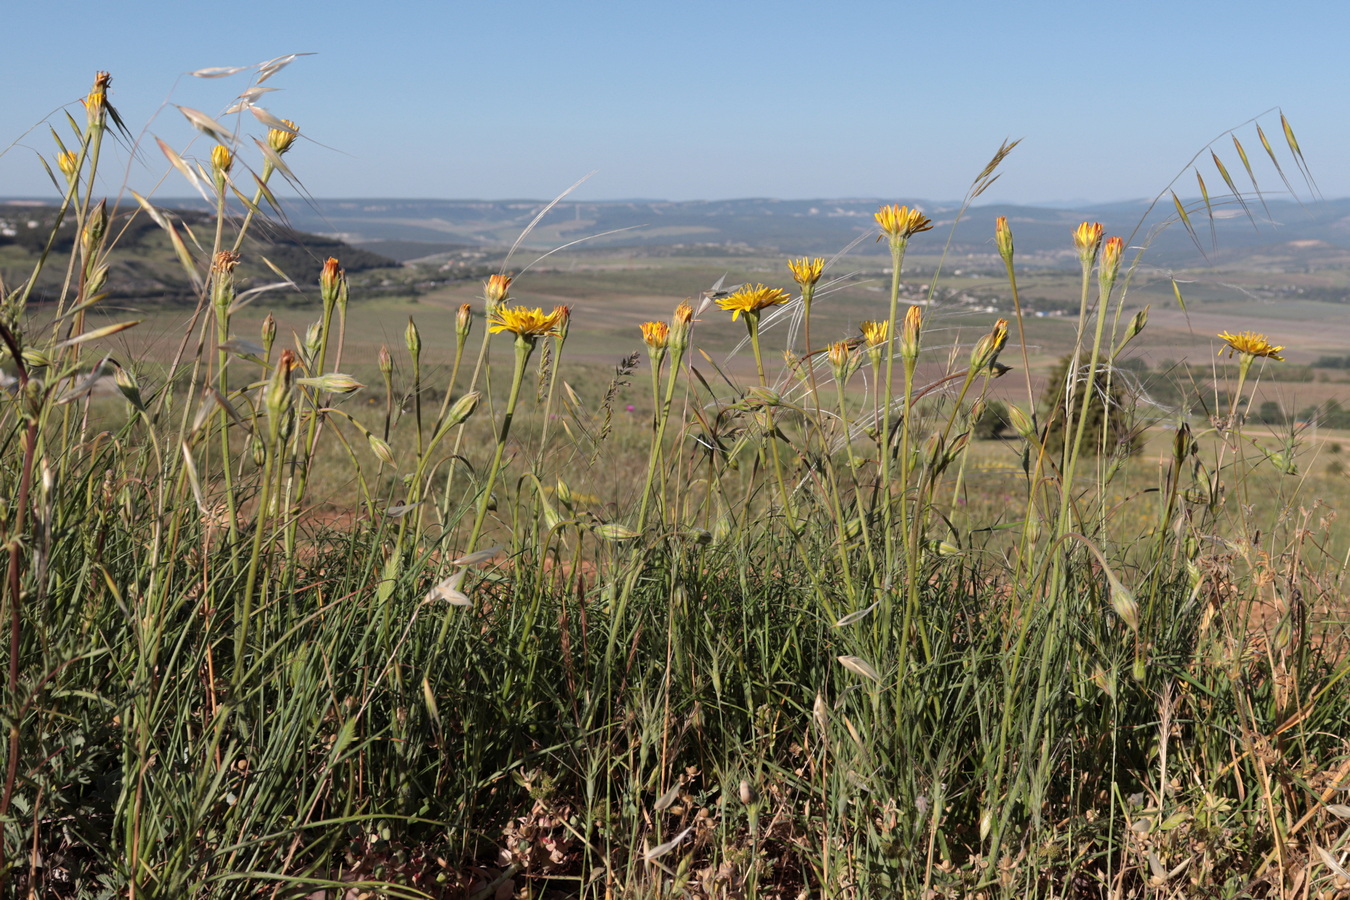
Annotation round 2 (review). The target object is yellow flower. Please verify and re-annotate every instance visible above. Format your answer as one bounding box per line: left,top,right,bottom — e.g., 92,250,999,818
875,204,933,241
1217,331,1284,361
788,257,825,287
488,305,563,337
1072,222,1104,262
717,283,791,321
56,151,79,180
268,119,299,154
640,321,670,349
211,144,233,174
860,320,889,347
827,340,853,369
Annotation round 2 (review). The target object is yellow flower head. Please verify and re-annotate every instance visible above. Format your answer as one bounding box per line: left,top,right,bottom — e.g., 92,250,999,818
717,283,791,321
268,119,299,154
82,71,110,125
875,204,933,242
1072,222,1104,262
860,320,889,348
640,320,670,350
1217,330,1284,361
827,340,854,370
788,257,825,288
211,144,233,175
56,151,79,180
489,305,563,337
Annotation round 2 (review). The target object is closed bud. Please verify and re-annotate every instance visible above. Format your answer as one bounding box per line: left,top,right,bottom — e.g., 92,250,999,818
405,317,422,360
969,318,1009,372
81,200,108,256
827,340,856,383
1006,403,1036,440
85,263,108,297
378,344,393,375
552,305,571,343
83,71,110,128
669,301,694,353
260,314,277,356
1124,306,1148,343
456,303,473,341
319,257,344,307
303,321,323,362
994,215,1014,262
266,349,298,435
900,305,922,362
252,435,267,467
1099,236,1125,295
297,373,364,394
484,273,512,310
211,251,240,315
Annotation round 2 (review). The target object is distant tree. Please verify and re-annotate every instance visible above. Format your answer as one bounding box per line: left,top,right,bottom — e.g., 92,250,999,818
1037,355,1140,459
973,399,1010,440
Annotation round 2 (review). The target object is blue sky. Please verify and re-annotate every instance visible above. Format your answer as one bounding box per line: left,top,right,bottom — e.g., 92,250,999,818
2,0,1346,205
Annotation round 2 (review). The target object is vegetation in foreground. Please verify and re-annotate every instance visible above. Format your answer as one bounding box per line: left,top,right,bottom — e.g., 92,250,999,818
2,67,1349,900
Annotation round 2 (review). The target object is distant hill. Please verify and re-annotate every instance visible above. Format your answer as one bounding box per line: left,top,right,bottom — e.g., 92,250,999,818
146,196,1350,268
0,202,398,306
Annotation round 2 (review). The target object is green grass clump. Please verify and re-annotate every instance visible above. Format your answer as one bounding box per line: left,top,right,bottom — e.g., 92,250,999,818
2,68,1348,900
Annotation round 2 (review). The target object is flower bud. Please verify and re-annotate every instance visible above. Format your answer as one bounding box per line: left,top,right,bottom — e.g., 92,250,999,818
1072,222,1104,267
81,200,108,258
994,216,1014,262
552,305,571,343
970,318,1009,372
827,340,857,383
1124,306,1148,344
1099,236,1124,295
83,71,110,129
211,144,233,175
484,273,512,310
297,373,364,394
405,317,421,361
267,118,299,155
260,314,277,357
900,305,922,362
210,251,240,316
669,301,694,353
456,303,473,341
319,257,344,308
378,344,393,375
57,151,79,182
